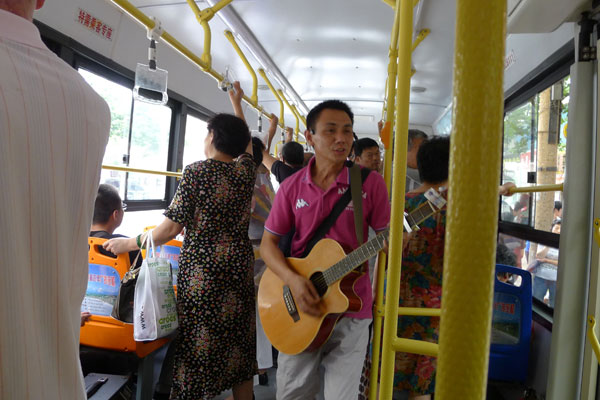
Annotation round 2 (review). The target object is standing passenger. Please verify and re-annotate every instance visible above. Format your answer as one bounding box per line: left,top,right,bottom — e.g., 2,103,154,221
354,137,381,173
0,1,110,398
105,83,256,400
260,100,391,399
261,118,304,184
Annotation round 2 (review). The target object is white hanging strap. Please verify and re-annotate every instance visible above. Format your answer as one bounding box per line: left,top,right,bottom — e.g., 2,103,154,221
147,17,164,41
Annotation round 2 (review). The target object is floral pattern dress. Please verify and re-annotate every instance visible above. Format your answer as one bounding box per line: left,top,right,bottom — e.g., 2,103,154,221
164,154,257,400
394,191,446,396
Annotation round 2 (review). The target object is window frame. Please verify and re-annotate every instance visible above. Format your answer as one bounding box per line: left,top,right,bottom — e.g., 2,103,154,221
498,40,574,320
34,19,214,211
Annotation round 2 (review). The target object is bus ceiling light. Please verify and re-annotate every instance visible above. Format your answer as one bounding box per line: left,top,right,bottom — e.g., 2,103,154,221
203,0,309,115
134,17,169,105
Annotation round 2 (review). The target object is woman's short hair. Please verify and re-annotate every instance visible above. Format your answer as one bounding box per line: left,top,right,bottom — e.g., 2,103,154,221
207,113,251,158
416,135,450,184
252,136,265,167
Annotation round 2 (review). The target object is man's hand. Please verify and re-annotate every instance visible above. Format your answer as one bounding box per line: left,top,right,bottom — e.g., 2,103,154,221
287,274,321,317
377,120,384,134
499,182,516,196
267,115,279,150
81,312,92,327
228,81,244,106
285,127,294,143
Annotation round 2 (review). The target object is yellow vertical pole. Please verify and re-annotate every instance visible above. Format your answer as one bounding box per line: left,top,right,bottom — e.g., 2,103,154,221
368,2,400,398
377,0,412,396
434,0,506,398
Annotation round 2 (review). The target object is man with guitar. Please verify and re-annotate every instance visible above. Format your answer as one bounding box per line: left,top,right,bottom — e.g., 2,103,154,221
260,100,391,399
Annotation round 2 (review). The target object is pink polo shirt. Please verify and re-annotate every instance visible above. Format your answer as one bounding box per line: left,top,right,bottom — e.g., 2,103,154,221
265,158,390,319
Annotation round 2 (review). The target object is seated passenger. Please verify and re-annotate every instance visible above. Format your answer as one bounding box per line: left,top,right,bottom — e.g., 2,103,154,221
261,118,304,183
90,184,140,267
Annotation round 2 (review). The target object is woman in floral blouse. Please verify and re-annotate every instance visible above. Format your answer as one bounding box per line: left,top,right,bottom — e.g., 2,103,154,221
394,136,449,400
105,83,256,400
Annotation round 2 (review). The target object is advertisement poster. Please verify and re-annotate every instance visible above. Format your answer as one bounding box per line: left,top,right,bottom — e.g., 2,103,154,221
81,264,120,316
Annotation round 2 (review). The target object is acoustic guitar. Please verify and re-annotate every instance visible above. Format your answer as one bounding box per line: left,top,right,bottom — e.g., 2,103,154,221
258,188,446,355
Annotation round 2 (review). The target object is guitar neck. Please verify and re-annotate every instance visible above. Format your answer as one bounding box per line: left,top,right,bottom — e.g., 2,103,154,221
322,228,389,285
321,197,442,286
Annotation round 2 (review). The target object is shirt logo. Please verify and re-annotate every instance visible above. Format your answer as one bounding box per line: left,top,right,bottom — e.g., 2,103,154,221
296,198,309,209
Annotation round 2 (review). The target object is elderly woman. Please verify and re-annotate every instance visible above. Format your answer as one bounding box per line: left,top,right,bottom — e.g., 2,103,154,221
105,84,256,400
394,136,449,400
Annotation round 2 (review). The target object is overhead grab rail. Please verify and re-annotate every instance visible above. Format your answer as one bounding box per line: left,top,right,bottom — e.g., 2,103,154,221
508,183,564,194
109,0,274,122
186,0,233,69
224,30,259,107
290,104,305,141
258,68,285,128
102,164,182,178
278,89,305,141
412,29,430,52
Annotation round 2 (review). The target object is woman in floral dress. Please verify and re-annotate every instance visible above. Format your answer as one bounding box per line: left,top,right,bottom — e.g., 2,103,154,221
394,136,449,400
104,85,256,400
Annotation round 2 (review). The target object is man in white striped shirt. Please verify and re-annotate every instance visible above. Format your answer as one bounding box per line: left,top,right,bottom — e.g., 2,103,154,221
0,1,110,399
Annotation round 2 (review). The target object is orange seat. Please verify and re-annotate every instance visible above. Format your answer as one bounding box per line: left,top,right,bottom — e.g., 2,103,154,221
80,237,170,358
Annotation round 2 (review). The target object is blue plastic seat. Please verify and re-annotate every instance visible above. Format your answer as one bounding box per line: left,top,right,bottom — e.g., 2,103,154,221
488,264,532,382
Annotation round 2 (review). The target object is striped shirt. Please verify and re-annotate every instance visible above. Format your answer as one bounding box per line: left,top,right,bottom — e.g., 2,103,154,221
0,9,110,400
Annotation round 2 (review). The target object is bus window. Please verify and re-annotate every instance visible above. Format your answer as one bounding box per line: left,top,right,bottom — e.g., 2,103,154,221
182,113,208,168
78,68,132,199
498,224,561,311
501,76,569,233
127,101,173,200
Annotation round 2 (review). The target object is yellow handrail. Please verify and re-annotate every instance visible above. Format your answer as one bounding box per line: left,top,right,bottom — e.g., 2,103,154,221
594,218,600,248
102,164,182,178
108,0,276,121
224,30,258,107
393,338,439,357
435,0,507,398
290,104,304,141
185,0,233,68
278,89,301,138
258,69,285,128
587,316,600,363
412,29,430,52
398,307,441,317
378,0,413,394
508,183,564,194
383,0,421,9
368,1,400,396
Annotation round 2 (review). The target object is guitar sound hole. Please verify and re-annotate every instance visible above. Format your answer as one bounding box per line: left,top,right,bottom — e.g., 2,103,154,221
309,272,328,297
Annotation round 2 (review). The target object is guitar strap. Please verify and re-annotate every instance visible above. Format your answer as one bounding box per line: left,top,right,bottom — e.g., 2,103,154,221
302,164,370,258
349,163,364,245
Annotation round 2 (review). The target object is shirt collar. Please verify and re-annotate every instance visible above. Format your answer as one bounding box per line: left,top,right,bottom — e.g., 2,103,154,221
0,9,46,50
302,156,350,188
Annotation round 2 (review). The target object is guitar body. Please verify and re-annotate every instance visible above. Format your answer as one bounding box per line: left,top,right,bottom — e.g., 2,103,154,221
258,238,363,355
